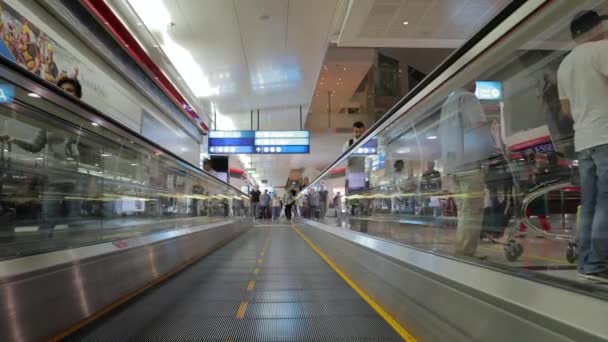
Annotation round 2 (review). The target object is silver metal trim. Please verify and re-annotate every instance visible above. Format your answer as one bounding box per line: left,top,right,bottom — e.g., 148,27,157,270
301,219,608,340
0,220,236,279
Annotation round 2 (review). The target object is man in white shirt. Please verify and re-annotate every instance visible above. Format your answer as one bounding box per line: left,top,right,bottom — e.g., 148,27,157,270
343,121,367,213
557,10,608,280
342,121,366,152
439,82,488,258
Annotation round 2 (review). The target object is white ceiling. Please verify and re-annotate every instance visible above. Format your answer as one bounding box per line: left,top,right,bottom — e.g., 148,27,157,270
113,0,528,188
135,0,339,123
337,0,511,48
120,0,341,186
310,47,375,116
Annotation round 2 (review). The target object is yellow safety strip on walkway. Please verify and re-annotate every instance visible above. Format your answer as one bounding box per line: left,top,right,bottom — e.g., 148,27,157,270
247,280,256,292
292,225,417,342
236,301,248,319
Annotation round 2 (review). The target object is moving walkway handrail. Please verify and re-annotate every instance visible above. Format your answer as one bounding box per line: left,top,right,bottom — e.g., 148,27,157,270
302,0,543,192
0,56,247,197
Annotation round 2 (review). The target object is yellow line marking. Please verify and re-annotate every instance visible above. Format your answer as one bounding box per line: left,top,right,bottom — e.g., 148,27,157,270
247,280,256,292
478,246,570,265
236,301,248,319
253,267,259,276
292,225,417,342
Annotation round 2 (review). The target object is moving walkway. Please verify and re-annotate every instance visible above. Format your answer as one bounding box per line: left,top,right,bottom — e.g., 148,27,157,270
1,1,608,341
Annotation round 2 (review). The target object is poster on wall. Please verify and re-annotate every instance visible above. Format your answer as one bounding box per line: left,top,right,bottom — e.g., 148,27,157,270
0,1,91,88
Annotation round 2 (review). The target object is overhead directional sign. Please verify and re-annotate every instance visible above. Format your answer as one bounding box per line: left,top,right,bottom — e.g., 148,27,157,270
208,130,255,154
254,130,310,154
0,84,15,103
352,139,378,155
475,81,502,100
209,130,310,154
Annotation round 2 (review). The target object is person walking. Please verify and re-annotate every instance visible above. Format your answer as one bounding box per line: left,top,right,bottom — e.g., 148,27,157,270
557,10,608,280
319,187,328,219
283,189,296,222
250,186,261,221
260,190,271,220
271,193,281,221
439,81,494,259
333,192,343,226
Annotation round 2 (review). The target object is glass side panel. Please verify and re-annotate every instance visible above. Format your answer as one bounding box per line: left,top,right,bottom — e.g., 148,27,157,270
303,0,608,295
0,76,246,259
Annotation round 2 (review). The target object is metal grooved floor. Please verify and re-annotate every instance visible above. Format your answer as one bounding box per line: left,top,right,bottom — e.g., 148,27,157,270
69,226,403,341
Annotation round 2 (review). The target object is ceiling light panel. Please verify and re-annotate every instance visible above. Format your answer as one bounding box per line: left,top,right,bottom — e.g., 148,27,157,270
127,0,218,97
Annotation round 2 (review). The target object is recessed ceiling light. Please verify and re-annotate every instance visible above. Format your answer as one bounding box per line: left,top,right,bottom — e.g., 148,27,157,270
402,21,409,25
427,135,438,140
130,163,138,166
27,93,40,98
91,122,99,126
137,22,144,26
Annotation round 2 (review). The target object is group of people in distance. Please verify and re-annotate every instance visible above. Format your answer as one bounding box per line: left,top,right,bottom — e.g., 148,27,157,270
249,186,297,222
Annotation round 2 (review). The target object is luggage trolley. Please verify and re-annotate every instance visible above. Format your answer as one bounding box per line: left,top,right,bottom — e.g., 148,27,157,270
519,179,578,263
481,146,579,263
479,154,523,262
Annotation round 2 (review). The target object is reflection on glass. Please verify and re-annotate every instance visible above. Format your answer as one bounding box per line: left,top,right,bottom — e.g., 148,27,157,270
0,77,246,259
305,1,608,289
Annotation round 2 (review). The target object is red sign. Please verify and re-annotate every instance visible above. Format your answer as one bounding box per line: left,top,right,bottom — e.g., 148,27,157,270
112,240,128,249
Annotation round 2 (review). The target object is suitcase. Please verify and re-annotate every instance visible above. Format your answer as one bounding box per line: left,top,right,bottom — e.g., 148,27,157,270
482,195,513,238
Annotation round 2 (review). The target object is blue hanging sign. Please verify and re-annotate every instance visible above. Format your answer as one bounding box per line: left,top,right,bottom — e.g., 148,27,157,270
0,84,15,103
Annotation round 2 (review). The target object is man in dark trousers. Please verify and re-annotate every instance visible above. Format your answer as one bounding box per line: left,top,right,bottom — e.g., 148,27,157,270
250,185,261,221
319,186,328,219
558,10,608,281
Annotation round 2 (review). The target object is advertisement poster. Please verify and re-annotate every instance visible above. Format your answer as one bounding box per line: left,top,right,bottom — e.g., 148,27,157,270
0,1,90,88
